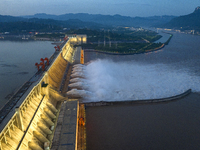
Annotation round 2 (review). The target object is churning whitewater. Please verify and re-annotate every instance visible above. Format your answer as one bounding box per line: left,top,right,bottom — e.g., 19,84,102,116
67,59,200,102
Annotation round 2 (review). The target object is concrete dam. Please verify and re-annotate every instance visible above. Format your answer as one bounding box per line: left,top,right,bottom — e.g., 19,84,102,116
0,34,193,150
0,35,86,150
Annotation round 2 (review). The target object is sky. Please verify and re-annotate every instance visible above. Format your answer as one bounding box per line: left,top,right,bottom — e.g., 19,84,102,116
0,0,199,17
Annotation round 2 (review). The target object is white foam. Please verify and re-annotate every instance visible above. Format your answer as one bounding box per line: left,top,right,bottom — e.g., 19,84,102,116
80,59,200,102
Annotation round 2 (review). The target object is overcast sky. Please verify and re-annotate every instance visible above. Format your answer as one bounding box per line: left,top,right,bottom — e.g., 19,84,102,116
0,0,199,17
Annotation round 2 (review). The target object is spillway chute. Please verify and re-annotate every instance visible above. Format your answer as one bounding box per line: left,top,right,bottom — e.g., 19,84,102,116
73,64,85,68
68,82,89,90
72,67,86,72
72,65,85,70
66,89,92,98
71,69,85,74
69,77,86,83
70,72,85,78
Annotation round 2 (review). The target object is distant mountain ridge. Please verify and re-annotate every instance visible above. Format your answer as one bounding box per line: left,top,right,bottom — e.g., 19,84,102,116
22,13,176,27
1,8,200,33
0,15,26,22
163,6,200,32
0,13,181,33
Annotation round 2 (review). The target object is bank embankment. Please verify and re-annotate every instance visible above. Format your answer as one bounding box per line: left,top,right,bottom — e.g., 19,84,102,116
164,33,173,45
84,89,191,107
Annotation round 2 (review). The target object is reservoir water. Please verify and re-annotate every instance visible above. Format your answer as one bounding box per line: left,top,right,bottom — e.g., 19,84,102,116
0,40,54,108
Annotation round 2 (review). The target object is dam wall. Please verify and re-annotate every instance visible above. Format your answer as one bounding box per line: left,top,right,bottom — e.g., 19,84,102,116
0,37,79,150
48,38,76,92
48,53,69,91
0,72,57,150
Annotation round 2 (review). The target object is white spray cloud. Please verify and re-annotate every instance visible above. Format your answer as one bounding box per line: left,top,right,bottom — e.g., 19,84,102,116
79,59,200,102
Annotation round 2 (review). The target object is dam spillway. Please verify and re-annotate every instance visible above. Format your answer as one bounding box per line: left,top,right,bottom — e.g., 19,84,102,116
0,35,86,150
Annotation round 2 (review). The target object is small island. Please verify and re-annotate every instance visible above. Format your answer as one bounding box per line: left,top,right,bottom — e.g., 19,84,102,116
72,27,171,55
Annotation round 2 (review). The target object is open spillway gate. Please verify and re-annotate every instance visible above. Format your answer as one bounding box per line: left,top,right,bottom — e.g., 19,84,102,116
0,36,84,150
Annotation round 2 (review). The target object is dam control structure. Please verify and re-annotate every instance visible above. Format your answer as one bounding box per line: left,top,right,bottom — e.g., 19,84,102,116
0,35,87,150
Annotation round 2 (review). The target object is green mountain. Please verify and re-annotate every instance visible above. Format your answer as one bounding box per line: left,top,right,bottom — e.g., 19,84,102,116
163,7,200,31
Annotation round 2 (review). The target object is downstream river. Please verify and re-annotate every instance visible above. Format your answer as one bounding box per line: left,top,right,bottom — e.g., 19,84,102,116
85,32,200,150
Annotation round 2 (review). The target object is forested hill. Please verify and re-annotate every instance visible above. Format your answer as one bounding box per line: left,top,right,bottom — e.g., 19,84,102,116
162,7,200,32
